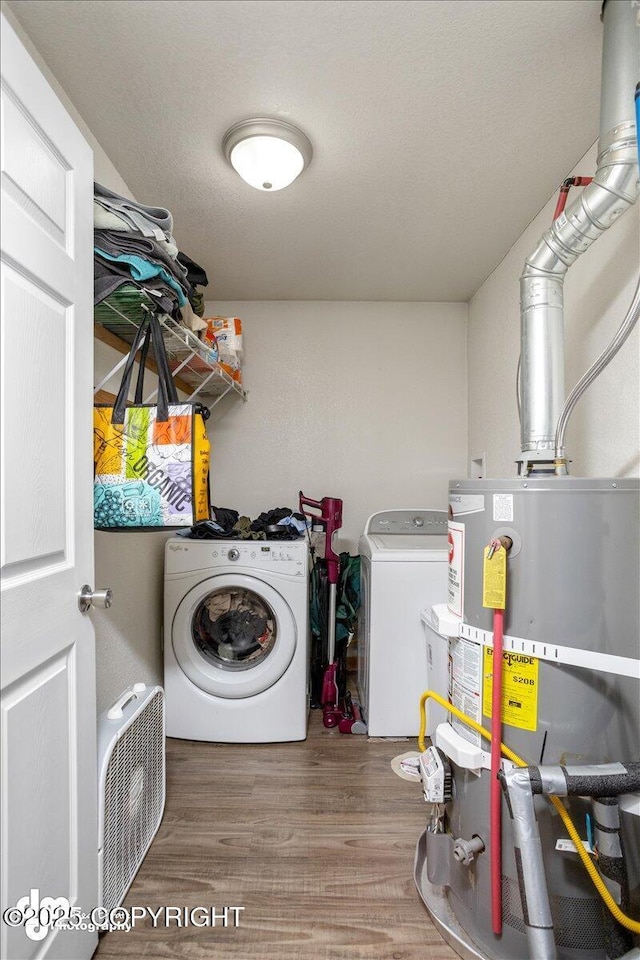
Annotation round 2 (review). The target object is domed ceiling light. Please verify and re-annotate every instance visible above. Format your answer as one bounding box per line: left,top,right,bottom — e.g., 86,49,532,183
222,118,313,192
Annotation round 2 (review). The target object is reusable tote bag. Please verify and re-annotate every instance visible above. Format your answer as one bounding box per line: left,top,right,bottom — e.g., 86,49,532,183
94,313,211,530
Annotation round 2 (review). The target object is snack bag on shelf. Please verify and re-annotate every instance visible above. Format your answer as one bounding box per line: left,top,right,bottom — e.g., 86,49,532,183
202,324,219,364
204,317,243,383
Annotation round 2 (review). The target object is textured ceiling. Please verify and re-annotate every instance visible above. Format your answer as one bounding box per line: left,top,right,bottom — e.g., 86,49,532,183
9,0,603,301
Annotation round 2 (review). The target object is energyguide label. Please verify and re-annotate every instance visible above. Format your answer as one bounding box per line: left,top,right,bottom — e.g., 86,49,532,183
483,647,539,731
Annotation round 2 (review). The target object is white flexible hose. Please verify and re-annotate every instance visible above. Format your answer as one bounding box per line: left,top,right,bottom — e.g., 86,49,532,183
555,274,640,459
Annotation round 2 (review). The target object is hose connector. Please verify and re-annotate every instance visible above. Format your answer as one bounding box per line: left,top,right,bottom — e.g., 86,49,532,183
452,835,485,866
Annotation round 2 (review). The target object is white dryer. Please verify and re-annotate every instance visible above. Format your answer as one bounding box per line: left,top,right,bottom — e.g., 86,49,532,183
357,509,448,737
164,538,309,742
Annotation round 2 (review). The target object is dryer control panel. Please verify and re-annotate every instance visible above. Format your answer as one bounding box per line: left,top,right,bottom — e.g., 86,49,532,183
365,509,448,535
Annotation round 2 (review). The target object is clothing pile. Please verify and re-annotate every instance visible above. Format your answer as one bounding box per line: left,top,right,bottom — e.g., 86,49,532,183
177,253,208,322
178,506,309,541
192,587,275,666
93,183,209,332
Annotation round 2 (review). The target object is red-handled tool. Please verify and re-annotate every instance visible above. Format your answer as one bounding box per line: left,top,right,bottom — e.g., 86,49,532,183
338,690,367,735
299,492,343,727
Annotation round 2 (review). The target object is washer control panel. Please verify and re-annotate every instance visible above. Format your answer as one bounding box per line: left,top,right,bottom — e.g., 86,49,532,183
166,539,308,576
365,509,448,535
216,542,307,574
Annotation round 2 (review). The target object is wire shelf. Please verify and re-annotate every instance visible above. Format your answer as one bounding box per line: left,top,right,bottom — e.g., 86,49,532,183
94,287,247,408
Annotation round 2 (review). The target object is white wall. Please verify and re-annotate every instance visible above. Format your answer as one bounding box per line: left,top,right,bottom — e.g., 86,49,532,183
204,301,468,552
468,142,639,478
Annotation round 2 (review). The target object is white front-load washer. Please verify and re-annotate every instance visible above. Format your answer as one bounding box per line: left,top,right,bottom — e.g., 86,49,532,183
357,509,448,737
164,537,309,742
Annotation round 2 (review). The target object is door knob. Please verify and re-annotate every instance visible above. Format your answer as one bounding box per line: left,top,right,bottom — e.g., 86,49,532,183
78,585,113,614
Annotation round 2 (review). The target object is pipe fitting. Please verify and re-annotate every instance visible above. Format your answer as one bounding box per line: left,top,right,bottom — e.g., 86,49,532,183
452,834,485,866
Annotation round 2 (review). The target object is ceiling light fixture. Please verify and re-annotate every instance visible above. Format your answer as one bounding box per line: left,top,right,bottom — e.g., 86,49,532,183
222,118,313,192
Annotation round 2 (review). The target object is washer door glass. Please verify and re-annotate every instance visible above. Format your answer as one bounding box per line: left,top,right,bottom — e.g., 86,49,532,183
192,586,276,671
172,573,297,699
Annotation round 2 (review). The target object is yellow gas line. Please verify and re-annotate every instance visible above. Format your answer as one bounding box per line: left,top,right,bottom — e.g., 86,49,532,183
418,690,640,935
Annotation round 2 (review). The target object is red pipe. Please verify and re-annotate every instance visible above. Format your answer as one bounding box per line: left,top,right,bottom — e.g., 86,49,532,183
553,184,571,221
491,607,505,936
553,176,593,221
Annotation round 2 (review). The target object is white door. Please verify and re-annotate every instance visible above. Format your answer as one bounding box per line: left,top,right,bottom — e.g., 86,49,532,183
1,14,97,960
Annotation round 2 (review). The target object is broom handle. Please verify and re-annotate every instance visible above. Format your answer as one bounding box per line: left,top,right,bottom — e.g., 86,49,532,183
327,583,337,664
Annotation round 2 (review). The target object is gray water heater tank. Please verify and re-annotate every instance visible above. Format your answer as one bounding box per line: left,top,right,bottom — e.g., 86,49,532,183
416,477,640,960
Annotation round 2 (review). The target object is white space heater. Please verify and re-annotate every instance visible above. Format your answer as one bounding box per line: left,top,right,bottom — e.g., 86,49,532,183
98,683,165,911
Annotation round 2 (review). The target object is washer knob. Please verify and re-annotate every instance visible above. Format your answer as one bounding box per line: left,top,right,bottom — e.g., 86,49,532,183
413,516,425,527
227,548,240,561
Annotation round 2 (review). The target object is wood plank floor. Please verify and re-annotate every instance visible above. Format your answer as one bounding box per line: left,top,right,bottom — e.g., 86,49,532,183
95,709,458,960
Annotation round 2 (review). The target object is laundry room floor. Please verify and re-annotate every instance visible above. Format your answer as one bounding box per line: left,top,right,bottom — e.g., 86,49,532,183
94,708,458,960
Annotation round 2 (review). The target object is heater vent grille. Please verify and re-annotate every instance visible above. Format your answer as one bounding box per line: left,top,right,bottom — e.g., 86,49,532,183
551,894,606,951
502,875,526,933
102,690,165,912
502,876,606,951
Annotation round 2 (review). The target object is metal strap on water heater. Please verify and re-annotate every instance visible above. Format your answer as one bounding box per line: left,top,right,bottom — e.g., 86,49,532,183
458,623,640,680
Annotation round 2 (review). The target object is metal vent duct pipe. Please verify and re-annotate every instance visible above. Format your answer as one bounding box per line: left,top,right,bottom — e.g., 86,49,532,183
519,0,639,473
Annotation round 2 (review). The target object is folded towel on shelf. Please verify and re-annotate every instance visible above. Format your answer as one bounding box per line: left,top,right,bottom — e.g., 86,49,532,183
94,185,206,340
94,182,174,241
93,202,180,257
94,247,188,306
95,229,188,283
94,261,177,314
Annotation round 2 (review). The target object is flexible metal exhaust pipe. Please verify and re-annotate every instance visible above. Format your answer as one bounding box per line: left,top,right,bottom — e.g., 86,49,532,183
501,761,640,960
519,0,639,474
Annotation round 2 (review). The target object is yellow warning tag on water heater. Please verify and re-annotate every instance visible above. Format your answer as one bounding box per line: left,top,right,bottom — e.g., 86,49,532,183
483,647,539,731
482,544,506,609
